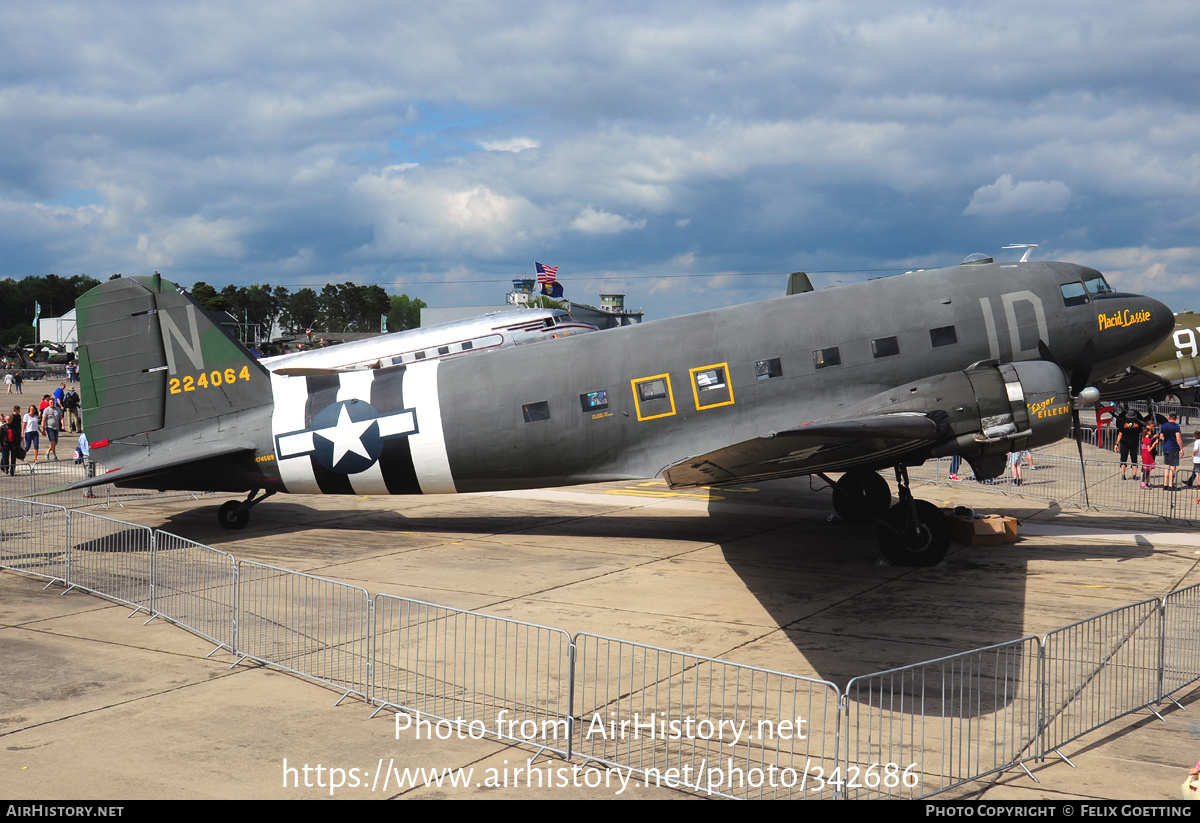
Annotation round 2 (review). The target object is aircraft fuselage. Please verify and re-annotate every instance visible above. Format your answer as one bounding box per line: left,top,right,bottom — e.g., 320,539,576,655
89,260,1170,496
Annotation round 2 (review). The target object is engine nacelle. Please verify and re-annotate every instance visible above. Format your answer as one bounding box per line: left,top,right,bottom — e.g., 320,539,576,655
930,360,1072,457
840,360,1073,464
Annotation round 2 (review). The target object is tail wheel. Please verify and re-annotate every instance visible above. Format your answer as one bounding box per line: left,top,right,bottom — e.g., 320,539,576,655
877,499,949,566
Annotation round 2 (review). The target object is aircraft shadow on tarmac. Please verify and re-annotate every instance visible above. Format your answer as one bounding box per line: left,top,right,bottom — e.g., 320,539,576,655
138,483,1160,717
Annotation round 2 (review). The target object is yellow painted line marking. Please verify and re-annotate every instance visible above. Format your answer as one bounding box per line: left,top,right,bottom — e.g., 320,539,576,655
604,489,724,500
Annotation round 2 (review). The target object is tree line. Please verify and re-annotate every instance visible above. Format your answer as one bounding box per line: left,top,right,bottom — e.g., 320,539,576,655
0,274,426,346
189,282,427,342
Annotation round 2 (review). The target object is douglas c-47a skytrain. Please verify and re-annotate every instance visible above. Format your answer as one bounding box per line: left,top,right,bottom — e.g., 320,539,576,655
69,257,1173,566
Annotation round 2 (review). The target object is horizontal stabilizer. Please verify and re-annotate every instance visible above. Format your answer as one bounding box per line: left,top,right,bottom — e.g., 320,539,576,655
60,444,258,491
663,413,941,487
270,367,345,376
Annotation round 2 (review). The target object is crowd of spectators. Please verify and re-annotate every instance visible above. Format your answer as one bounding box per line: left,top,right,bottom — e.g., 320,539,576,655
0,378,85,474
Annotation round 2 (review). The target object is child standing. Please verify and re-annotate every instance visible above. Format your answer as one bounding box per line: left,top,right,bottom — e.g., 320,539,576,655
1142,426,1161,489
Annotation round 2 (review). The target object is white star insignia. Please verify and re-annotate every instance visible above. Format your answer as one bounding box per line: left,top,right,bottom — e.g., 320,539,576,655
313,404,375,468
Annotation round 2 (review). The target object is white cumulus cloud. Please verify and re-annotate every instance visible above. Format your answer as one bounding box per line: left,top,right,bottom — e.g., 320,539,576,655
478,138,540,152
963,174,1071,217
571,206,647,235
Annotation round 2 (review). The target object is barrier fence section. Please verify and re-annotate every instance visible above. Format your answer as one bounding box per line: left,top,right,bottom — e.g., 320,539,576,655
1,494,1192,800
1124,402,1200,425
911,447,1198,523
236,560,371,700
1160,584,1200,698
371,594,574,757
2,460,213,510
0,497,69,583
152,531,237,652
841,637,1041,800
572,633,842,799
65,510,154,612
1040,599,1164,757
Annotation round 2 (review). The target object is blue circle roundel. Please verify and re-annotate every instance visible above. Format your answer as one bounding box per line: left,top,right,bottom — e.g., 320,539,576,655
309,400,383,474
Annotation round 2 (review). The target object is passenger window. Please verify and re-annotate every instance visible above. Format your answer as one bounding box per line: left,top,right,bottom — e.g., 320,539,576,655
813,347,841,369
1060,282,1089,307
437,346,450,355
414,351,427,360
461,341,473,351
522,401,551,423
755,358,783,380
871,337,899,358
929,326,958,348
690,363,734,409
580,390,609,412
631,374,676,421
638,379,668,401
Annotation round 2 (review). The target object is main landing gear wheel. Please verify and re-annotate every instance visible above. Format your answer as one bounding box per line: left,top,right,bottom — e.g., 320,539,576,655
218,500,250,530
832,470,891,523
877,499,950,567
216,489,275,530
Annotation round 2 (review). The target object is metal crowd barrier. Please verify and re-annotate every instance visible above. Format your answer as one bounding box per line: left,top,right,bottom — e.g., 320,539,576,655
235,560,371,700
842,638,1041,799
1162,583,1200,697
2,495,1198,800
151,531,237,653
1,460,89,503
0,459,213,510
1040,599,1164,758
571,633,841,799
1124,402,1200,425
64,510,154,612
0,497,69,583
371,594,574,757
911,444,1199,523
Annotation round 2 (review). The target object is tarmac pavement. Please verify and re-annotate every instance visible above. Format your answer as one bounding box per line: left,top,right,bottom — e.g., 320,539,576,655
3,434,1200,799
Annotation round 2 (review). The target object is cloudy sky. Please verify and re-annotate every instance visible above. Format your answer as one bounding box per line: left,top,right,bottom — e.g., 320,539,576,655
3,1,1199,319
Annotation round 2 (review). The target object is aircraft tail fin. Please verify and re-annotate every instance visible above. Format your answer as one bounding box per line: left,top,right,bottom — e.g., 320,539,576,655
786,271,814,295
76,274,270,443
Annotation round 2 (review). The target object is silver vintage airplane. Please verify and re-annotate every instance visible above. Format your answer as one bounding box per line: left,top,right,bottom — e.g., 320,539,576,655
262,308,597,375
69,257,1173,565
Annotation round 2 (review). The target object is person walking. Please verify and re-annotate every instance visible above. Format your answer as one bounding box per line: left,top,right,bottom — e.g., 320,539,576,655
21,404,39,464
41,400,63,461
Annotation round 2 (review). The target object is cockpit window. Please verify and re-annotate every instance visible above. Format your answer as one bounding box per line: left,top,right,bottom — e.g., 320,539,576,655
1082,274,1113,296
1060,282,1089,307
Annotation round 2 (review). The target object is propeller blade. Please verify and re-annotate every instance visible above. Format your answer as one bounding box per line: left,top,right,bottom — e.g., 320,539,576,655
1040,338,1095,508
1073,405,1091,508
1071,339,1096,396
1037,339,1060,369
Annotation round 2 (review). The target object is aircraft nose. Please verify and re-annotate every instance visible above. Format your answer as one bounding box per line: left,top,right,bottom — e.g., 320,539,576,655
1147,296,1174,343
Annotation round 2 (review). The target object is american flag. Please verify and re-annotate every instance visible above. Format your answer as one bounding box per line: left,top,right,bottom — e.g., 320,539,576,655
535,262,558,283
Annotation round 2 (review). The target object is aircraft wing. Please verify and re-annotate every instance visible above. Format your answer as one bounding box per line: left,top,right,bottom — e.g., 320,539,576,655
1094,365,1175,401
662,413,943,488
